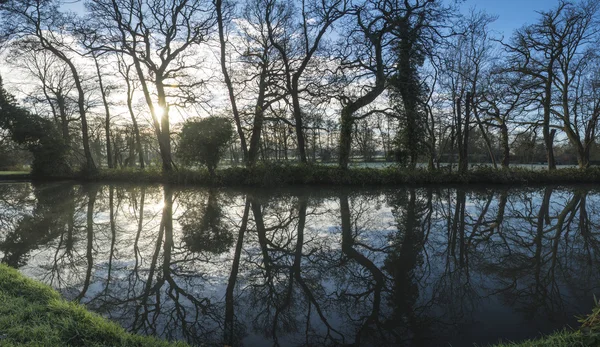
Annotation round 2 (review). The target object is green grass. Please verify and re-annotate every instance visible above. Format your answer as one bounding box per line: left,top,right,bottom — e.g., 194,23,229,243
0,171,30,179
491,303,600,347
69,164,600,187
0,264,188,347
491,331,595,347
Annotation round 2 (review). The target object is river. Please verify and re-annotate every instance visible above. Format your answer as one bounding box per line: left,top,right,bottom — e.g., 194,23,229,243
0,182,598,346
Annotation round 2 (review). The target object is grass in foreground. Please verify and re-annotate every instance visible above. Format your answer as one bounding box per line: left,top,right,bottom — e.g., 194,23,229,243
0,264,187,347
492,304,600,347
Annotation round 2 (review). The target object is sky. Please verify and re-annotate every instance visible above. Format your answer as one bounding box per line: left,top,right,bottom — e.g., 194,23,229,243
59,0,565,33
59,0,566,36
1,0,571,117
460,0,571,37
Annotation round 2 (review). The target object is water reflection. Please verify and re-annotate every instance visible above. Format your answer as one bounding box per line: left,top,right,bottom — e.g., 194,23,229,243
0,182,599,346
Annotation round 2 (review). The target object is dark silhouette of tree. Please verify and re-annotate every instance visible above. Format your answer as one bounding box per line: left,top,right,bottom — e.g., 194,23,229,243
0,74,70,176
178,117,234,176
0,0,97,172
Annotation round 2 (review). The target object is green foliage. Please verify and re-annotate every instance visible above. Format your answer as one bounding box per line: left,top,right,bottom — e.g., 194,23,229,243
0,75,70,177
0,148,23,170
0,264,188,347
178,117,233,175
491,301,600,346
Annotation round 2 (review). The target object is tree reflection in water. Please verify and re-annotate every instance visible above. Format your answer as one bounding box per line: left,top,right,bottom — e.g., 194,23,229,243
0,183,599,346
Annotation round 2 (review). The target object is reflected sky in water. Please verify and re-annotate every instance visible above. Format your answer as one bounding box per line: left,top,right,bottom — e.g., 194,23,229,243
0,182,599,346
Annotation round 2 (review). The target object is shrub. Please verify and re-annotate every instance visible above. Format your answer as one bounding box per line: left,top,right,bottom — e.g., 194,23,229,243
177,117,233,176
0,78,70,177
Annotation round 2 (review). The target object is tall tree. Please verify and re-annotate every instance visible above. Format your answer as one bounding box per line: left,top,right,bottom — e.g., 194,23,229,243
91,51,114,168
8,47,76,144
0,0,96,172
86,0,217,172
116,54,145,168
265,0,347,164
216,0,248,163
503,3,565,170
551,0,600,168
336,0,392,169
216,0,286,166
388,0,452,169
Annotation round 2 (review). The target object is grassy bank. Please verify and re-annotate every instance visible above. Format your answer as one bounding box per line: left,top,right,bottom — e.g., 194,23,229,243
0,264,187,347
492,304,600,347
75,164,600,187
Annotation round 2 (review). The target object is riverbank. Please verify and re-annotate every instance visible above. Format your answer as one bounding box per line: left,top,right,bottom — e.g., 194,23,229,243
493,307,599,346
10,165,600,187
73,165,600,187
0,171,31,181
0,264,187,347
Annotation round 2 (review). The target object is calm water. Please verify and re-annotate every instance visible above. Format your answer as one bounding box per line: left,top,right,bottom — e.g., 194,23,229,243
0,182,599,347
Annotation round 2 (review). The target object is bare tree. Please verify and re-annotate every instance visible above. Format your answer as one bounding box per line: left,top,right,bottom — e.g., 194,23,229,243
116,54,145,168
1,0,97,171
336,0,391,169
90,50,114,168
265,0,347,163
551,0,600,168
8,47,76,144
216,0,287,166
86,0,217,172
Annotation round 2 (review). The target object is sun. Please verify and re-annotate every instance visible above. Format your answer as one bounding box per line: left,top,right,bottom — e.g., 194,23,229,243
154,105,165,120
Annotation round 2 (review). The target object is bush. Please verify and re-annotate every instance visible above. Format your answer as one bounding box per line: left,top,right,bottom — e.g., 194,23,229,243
1,76,70,177
177,117,233,176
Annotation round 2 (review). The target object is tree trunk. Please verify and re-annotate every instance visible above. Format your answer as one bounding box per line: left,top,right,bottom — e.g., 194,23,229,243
124,75,144,169
292,92,307,164
500,123,510,168
129,55,171,172
216,0,249,163
56,94,70,144
473,107,497,169
156,81,173,172
459,92,472,173
73,66,96,172
543,64,557,170
93,54,113,169
577,143,590,168
247,63,268,166
396,42,420,170
545,129,557,170
38,35,95,172
338,109,353,169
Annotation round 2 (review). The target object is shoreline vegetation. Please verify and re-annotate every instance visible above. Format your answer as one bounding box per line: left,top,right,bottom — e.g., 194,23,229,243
8,165,600,187
0,264,187,347
0,263,598,346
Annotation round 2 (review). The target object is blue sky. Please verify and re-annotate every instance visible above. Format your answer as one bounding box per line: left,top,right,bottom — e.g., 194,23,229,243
459,0,566,37
62,0,563,38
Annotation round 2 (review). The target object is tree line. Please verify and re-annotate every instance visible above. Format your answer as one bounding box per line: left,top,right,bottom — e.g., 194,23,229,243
0,0,599,176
